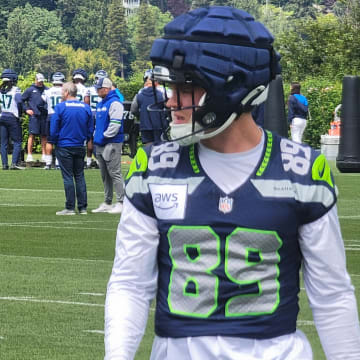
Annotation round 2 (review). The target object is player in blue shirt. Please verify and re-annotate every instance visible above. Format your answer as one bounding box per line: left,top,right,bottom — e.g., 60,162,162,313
131,69,168,145
0,69,23,170
288,82,309,143
49,82,93,215
104,6,360,360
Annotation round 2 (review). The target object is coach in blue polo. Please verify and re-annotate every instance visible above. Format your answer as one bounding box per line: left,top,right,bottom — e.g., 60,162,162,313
49,81,93,215
92,77,125,215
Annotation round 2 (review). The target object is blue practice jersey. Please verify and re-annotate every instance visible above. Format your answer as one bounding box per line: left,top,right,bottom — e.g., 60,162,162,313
125,131,337,340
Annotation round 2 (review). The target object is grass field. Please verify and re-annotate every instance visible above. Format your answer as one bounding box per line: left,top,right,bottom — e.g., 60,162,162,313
0,159,359,359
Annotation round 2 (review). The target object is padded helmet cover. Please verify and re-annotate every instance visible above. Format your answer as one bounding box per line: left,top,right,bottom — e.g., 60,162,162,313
72,68,88,81
1,68,18,81
150,6,281,127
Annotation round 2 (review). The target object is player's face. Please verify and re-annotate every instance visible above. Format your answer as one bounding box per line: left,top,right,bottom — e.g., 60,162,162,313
166,84,205,124
97,87,109,99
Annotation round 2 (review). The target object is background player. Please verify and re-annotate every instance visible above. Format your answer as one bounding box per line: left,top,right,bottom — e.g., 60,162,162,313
104,6,360,360
131,69,168,145
87,70,108,169
42,71,65,169
22,73,48,163
0,69,23,170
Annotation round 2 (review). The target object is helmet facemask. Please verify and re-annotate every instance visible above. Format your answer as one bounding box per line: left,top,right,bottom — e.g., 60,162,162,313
148,6,281,145
149,65,268,146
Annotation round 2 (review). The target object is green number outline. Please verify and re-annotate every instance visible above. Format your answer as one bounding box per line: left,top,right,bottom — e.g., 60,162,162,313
167,225,221,318
167,225,283,318
224,227,282,317
0,94,12,110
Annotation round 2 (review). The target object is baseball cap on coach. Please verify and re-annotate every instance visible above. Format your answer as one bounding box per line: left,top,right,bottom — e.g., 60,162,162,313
94,77,112,89
35,73,45,82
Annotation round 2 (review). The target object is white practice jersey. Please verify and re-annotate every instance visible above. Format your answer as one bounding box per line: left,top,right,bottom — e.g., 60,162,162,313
43,86,63,115
89,86,101,113
75,83,90,103
0,86,21,118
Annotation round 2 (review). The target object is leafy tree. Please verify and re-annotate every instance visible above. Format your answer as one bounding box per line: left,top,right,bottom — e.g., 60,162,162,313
191,0,210,8
4,4,67,73
70,1,107,50
56,0,111,49
8,4,66,49
38,43,116,81
36,52,67,80
276,13,360,82
104,0,128,77
167,0,189,16
129,3,172,73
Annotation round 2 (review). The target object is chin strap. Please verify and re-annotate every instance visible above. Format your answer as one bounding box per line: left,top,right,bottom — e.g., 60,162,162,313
196,112,237,140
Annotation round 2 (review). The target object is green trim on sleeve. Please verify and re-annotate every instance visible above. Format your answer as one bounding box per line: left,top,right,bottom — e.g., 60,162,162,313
126,147,148,180
312,154,334,188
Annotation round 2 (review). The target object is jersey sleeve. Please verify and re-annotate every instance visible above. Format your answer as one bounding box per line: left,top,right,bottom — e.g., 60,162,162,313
124,145,157,218
104,197,159,360
278,138,337,224
299,206,360,359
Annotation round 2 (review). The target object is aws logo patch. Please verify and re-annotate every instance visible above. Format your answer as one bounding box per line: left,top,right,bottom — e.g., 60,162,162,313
149,184,187,220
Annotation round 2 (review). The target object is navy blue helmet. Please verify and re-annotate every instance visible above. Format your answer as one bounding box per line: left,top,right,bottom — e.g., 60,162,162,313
1,69,18,82
72,68,88,82
150,6,281,133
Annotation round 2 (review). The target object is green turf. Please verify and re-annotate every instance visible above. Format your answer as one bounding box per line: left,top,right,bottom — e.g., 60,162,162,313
0,159,359,359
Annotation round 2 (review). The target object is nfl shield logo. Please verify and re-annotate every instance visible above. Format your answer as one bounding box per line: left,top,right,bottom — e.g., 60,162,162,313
218,196,233,214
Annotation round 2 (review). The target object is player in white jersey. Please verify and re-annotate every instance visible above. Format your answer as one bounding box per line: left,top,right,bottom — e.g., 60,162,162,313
87,70,108,168
0,69,24,170
104,6,360,360
72,68,93,168
42,72,65,169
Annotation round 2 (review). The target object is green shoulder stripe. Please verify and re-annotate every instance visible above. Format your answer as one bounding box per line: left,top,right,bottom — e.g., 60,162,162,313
126,147,148,180
189,144,200,174
312,154,334,188
256,130,273,177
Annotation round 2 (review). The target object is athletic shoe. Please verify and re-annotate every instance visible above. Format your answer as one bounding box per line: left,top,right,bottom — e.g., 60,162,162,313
2,165,9,170
55,165,61,170
56,209,76,216
91,202,113,213
79,209,88,215
108,202,123,214
44,165,51,170
10,164,25,170
26,154,34,162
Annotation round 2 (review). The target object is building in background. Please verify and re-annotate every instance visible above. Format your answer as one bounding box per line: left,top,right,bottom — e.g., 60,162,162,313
123,0,140,16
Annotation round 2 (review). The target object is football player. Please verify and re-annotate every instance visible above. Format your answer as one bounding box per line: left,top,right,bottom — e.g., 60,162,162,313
0,69,23,170
42,72,65,169
72,68,95,169
130,69,168,145
86,70,108,168
104,6,360,360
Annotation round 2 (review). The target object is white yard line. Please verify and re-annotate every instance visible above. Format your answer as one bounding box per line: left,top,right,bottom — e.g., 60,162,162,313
0,295,156,313
0,254,112,263
83,330,104,334
0,223,115,231
0,188,103,194
79,293,105,297
297,320,314,326
339,215,360,219
0,296,104,307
